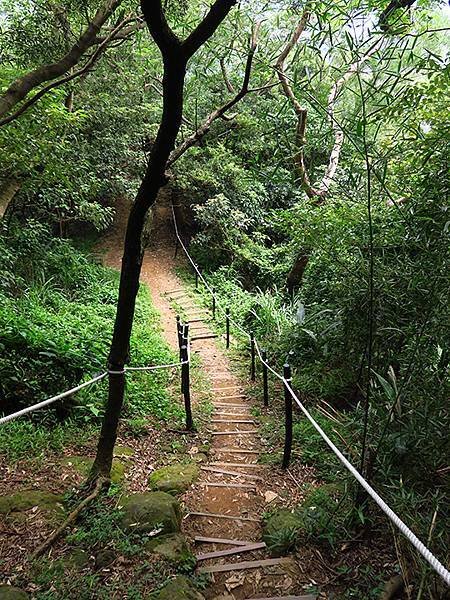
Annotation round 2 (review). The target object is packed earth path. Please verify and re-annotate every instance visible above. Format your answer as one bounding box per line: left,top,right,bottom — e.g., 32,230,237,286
99,195,321,600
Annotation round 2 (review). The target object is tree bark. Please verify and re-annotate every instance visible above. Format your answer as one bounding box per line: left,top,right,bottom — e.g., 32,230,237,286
91,0,237,479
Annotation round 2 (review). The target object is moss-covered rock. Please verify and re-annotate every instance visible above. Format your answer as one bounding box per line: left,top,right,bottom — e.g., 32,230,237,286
148,463,199,495
0,490,64,516
262,509,303,556
146,533,194,565
113,445,134,458
63,548,90,569
119,492,181,535
61,456,126,484
154,576,205,600
0,586,29,600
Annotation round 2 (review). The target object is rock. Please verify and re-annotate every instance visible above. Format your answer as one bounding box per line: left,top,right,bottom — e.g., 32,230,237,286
0,586,29,600
148,463,199,495
119,492,181,535
154,576,205,600
65,548,90,569
262,509,303,556
61,456,126,484
0,490,64,517
95,548,116,569
191,453,208,464
146,533,194,565
113,445,134,458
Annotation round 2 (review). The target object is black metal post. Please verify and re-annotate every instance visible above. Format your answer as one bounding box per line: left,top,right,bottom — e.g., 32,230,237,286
181,323,189,392
212,288,216,319
282,363,293,469
176,316,183,360
195,269,199,289
250,332,256,382
226,308,230,349
181,345,194,431
262,349,269,407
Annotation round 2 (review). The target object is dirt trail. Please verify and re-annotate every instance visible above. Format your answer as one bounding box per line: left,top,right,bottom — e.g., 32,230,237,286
99,196,317,599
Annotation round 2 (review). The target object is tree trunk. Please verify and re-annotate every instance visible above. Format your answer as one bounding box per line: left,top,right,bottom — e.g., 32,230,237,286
91,55,187,478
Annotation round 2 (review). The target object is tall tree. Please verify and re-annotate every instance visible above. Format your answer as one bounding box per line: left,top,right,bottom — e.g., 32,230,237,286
91,0,237,479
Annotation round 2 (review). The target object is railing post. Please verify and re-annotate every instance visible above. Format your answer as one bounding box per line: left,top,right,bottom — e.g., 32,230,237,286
226,308,230,349
176,315,182,357
262,349,269,407
212,288,216,319
195,268,199,289
250,332,256,382
181,323,189,392
282,363,293,469
181,345,194,431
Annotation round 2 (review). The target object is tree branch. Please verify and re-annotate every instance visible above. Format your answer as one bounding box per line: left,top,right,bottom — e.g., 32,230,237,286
183,0,238,58
0,0,124,119
168,22,260,166
0,17,135,126
140,0,181,54
274,11,321,198
318,38,382,195
220,57,235,93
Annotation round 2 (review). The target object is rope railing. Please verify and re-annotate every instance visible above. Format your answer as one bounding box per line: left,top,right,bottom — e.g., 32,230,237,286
171,202,450,587
0,360,187,428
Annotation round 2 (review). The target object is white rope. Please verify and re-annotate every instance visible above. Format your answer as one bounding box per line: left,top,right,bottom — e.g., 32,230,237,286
283,378,450,586
0,372,108,426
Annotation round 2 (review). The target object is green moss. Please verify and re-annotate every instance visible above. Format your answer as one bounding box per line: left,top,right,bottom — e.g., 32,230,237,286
146,533,194,565
119,492,181,535
0,586,29,599
0,490,64,516
61,456,126,484
262,509,303,556
155,576,205,600
113,445,134,458
148,463,199,495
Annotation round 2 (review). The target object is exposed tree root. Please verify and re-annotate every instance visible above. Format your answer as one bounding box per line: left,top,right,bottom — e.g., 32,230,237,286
31,476,109,559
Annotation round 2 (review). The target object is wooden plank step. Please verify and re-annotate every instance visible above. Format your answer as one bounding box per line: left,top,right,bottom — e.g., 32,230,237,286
249,596,317,600
214,412,251,417
210,430,258,436
211,419,256,424
192,334,218,341
188,512,259,522
194,536,253,546
166,289,185,294
216,394,246,400
196,542,266,561
213,386,243,391
201,482,256,490
214,402,248,408
216,448,259,454
198,557,289,574
201,466,262,480
186,318,206,323
210,462,260,468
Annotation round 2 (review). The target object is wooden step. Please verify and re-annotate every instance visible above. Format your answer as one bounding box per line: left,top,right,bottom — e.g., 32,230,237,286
192,334,218,341
194,536,253,546
201,482,256,490
211,419,256,424
210,462,260,468
198,557,289,574
188,511,259,522
216,448,259,454
214,402,248,408
196,542,266,561
201,466,262,480
210,430,258,436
